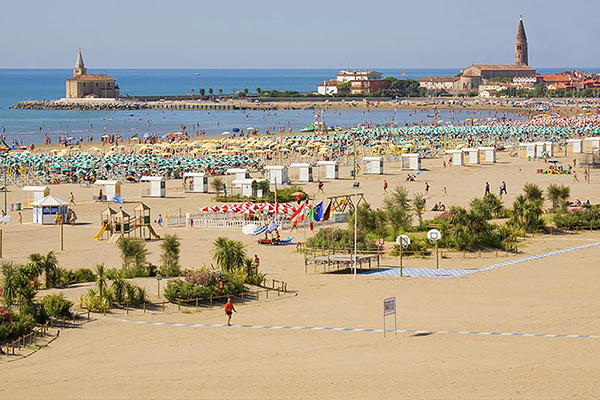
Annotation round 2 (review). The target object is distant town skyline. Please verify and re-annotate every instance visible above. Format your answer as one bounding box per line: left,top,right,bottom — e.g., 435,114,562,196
1,0,598,69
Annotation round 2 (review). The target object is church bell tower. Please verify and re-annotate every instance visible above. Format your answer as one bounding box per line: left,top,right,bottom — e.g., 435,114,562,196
515,18,528,66
73,49,87,77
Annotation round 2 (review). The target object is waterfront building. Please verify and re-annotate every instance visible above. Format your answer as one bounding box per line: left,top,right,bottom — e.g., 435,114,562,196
66,50,119,99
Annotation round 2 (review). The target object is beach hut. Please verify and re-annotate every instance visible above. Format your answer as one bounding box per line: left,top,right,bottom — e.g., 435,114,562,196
140,176,166,198
362,157,384,174
401,154,421,171
566,139,583,154
478,147,496,163
583,137,600,152
22,186,50,209
232,179,268,197
226,168,249,181
316,161,339,179
519,143,536,159
93,180,121,202
290,163,314,182
534,142,546,158
31,195,69,225
445,150,464,166
183,172,208,193
464,148,481,165
264,166,288,185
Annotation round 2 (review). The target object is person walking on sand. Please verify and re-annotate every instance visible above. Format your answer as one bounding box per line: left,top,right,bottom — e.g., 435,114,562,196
383,179,388,193
500,181,507,195
68,192,76,206
317,180,324,193
225,298,237,326
573,170,579,182
485,182,490,195
425,182,430,194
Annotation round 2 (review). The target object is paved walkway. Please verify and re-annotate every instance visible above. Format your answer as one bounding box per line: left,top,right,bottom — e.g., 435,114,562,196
116,318,599,339
363,241,600,278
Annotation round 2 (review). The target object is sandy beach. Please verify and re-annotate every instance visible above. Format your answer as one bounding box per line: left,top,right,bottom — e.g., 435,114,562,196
1,150,600,399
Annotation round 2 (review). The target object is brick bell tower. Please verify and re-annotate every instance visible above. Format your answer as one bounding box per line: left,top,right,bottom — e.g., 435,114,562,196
515,17,528,66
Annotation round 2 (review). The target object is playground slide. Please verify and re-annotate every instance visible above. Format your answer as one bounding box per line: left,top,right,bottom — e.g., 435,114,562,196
93,222,108,241
147,225,161,239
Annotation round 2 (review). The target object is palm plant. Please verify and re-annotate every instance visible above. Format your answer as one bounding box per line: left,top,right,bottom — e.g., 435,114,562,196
110,270,127,304
523,183,544,203
212,237,247,273
117,237,149,277
546,184,570,212
28,251,59,288
383,185,412,236
509,194,545,233
160,234,181,277
211,177,225,196
412,193,427,225
94,264,108,299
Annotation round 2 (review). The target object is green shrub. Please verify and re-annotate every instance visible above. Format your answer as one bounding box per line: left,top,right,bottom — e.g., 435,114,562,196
554,204,600,229
159,235,181,277
0,313,36,342
42,294,73,318
306,227,377,251
164,268,246,302
390,236,431,257
58,268,96,287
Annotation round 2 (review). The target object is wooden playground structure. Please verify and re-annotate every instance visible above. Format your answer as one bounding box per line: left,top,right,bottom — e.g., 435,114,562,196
326,193,366,213
94,203,160,242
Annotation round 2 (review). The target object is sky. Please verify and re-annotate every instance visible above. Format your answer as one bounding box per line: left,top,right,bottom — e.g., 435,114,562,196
0,0,598,69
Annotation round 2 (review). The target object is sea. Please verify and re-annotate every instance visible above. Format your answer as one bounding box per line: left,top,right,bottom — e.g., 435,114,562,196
0,68,594,145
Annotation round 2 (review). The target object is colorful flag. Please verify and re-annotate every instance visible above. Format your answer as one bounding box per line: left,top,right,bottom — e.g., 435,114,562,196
322,201,332,221
289,203,305,224
313,202,324,222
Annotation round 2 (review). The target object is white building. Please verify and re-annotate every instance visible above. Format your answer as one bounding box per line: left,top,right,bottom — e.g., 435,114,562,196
317,80,340,96
336,70,382,83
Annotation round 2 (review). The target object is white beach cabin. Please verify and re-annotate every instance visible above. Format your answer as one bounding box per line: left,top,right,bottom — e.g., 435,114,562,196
140,176,166,198
362,157,384,174
478,147,496,163
31,195,69,225
519,143,536,159
401,153,421,170
445,150,464,166
22,186,50,209
464,148,481,165
290,163,313,182
534,142,546,158
316,161,339,179
183,172,208,193
566,139,582,154
583,137,600,152
231,179,268,197
94,180,121,201
264,166,288,185
226,168,249,181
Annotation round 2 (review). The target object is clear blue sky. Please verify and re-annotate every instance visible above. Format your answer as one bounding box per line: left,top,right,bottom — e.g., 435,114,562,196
1,0,598,69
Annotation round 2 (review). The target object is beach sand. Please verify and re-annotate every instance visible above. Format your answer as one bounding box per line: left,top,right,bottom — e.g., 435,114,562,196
1,152,600,399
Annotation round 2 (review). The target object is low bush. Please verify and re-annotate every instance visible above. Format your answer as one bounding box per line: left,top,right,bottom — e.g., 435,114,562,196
164,268,246,302
41,293,74,318
0,313,35,342
58,268,96,287
554,204,600,230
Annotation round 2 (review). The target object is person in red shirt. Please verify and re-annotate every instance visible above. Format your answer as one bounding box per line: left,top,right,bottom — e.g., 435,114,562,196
224,298,237,326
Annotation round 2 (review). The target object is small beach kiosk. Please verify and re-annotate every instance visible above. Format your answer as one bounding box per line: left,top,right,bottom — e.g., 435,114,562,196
231,179,268,197
22,186,50,209
362,157,384,174
183,172,208,193
478,147,496,163
464,148,481,165
93,180,121,202
583,137,600,152
316,161,339,179
264,165,288,185
140,176,166,198
445,149,464,166
566,139,583,154
226,168,249,181
519,143,536,159
401,153,421,171
290,163,314,182
31,195,69,225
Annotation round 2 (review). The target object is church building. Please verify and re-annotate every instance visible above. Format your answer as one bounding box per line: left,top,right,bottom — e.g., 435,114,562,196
66,50,119,99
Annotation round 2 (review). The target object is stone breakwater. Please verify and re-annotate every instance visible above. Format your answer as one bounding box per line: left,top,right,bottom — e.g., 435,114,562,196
12,99,243,111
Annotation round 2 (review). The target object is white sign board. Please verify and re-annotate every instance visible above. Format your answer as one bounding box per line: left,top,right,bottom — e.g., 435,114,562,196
395,235,410,248
427,229,441,242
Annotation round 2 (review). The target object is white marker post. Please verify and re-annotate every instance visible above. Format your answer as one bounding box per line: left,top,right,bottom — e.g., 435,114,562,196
395,235,410,277
427,229,442,269
383,297,397,338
